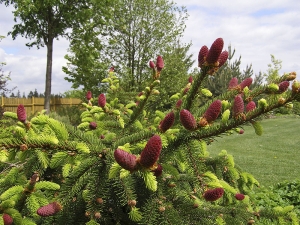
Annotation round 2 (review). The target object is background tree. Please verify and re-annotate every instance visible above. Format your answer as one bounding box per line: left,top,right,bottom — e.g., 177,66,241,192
63,2,113,95
148,41,195,111
62,89,85,99
264,54,282,84
27,90,34,98
0,63,14,96
0,0,96,113
63,0,188,94
0,38,16,117
33,88,39,97
0,36,15,96
101,0,188,91
16,90,21,98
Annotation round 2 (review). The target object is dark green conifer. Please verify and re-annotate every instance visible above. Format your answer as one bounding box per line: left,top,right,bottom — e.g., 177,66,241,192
0,38,299,225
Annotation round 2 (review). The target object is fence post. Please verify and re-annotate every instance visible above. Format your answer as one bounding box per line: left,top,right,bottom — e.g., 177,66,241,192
32,97,35,114
54,97,56,111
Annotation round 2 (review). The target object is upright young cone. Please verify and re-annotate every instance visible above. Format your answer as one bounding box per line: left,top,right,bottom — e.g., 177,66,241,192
140,135,162,168
176,99,183,109
198,45,208,67
114,149,137,172
149,60,155,69
3,213,13,225
246,101,256,112
233,95,244,118
183,87,189,95
235,193,245,201
218,51,229,67
180,109,197,131
86,91,92,100
278,81,290,93
156,56,164,72
203,100,222,123
17,104,27,122
37,202,62,217
228,77,239,89
98,93,106,107
206,38,224,64
159,111,175,133
89,122,97,130
239,77,253,90
203,188,224,201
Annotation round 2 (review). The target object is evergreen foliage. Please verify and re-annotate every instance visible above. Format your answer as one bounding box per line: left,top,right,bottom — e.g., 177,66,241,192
0,38,300,225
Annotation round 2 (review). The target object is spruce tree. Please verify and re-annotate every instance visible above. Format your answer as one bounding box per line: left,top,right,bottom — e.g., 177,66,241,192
0,38,300,225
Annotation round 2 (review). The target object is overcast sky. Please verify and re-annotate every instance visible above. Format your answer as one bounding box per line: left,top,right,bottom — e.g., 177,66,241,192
0,0,300,96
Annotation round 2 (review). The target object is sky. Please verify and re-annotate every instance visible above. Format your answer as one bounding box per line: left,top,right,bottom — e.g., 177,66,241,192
0,0,300,96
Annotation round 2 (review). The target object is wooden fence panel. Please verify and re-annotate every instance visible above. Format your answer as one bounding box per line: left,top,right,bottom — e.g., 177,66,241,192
0,97,82,115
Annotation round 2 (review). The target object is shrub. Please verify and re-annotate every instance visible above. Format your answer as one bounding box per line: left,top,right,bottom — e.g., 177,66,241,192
250,180,300,224
0,38,300,225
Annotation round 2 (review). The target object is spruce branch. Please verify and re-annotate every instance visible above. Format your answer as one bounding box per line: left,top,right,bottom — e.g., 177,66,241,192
127,79,161,126
0,161,27,175
186,144,205,190
58,157,99,206
171,90,298,148
112,129,154,149
183,67,209,110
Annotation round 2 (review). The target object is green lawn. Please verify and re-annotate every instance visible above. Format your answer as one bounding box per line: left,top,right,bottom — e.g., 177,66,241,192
207,116,300,187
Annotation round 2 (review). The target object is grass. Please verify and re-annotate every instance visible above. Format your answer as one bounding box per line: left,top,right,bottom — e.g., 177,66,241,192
207,115,300,188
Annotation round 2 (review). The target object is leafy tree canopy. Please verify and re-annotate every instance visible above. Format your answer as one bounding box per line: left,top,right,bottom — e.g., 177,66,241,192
1,0,112,112
63,0,189,95
264,54,282,84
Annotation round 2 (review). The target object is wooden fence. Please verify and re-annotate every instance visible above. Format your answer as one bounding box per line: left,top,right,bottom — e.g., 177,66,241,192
0,97,82,115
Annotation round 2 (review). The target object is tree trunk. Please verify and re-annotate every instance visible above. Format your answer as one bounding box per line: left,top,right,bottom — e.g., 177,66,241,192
44,37,53,114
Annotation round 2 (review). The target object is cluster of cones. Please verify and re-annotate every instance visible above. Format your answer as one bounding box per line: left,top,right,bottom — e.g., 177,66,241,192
198,38,228,75
114,135,163,177
149,55,164,79
2,201,62,224
202,187,245,202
